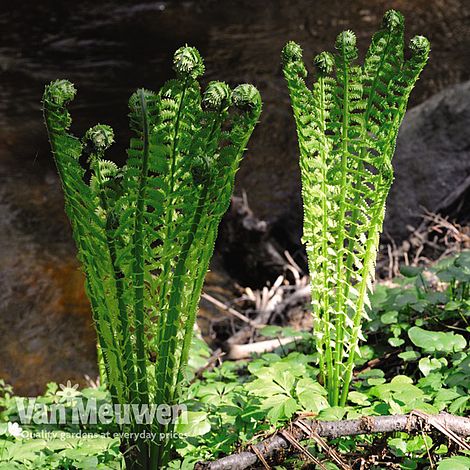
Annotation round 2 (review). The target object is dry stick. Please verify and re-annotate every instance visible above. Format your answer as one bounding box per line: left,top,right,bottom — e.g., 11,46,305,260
195,412,470,470
191,349,225,383
279,429,327,469
410,410,470,451
227,336,304,360
202,292,259,326
250,446,271,470
294,420,351,470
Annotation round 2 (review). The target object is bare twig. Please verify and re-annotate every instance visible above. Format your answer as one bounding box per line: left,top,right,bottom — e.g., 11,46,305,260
202,292,258,327
191,349,225,382
294,420,351,470
377,211,469,279
250,445,271,469
226,336,303,360
279,429,326,469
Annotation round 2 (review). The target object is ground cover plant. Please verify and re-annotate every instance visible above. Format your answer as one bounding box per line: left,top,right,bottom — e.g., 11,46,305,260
42,45,261,469
282,9,430,406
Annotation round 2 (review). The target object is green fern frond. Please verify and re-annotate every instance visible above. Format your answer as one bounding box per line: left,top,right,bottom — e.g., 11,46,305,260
43,45,261,469
283,10,429,406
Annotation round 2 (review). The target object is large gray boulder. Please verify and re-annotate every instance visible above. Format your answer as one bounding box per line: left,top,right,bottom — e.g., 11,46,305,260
385,80,470,239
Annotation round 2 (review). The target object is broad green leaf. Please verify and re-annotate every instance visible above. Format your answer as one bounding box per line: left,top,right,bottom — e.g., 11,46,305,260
388,437,407,456
419,357,445,376
175,411,211,437
263,395,298,423
389,337,404,347
408,326,467,353
400,265,424,278
398,350,421,362
348,391,370,406
381,310,399,324
406,434,432,454
318,406,346,421
296,378,328,396
438,456,470,470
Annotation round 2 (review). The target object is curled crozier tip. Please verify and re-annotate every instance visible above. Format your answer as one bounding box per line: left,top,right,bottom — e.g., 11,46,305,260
314,52,334,75
382,9,404,32
233,84,261,113
128,88,156,112
282,41,303,66
173,45,205,79
335,30,358,61
191,155,214,186
44,79,76,106
202,81,232,110
409,35,430,58
84,124,115,152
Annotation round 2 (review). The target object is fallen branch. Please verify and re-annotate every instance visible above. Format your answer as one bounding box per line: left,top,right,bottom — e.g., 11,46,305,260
195,412,470,470
226,336,303,360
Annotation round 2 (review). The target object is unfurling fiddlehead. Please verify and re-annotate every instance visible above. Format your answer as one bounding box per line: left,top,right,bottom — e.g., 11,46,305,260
43,46,261,469
282,10,429,406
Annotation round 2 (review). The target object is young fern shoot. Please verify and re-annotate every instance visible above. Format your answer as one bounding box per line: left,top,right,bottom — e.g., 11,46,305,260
43,46,261,469
282,10,429,406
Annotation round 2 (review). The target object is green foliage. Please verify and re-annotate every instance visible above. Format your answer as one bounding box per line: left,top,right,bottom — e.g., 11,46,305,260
245,353,328,423
438,456,470,470
282,10,430,406
408,326,466,353
367,251,470,416
42,45,261,468
0,251,468,468
0,382,122,469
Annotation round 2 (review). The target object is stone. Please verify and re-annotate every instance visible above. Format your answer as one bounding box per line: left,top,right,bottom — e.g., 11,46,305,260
386,80,470,239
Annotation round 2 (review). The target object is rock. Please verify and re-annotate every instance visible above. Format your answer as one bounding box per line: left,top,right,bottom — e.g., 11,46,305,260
385,80,470,239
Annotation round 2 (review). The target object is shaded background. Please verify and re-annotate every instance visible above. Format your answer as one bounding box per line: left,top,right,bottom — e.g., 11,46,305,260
0,0,469,395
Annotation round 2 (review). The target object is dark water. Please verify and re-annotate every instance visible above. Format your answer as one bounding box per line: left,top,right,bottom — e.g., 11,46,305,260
0,0,469,394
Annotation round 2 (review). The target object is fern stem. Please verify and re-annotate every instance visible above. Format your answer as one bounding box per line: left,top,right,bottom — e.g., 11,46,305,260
43,105,122,405
93,158,139,407
175,224,215,386
156,77,190,330
332,46,350,405
132,89,150,407
339,191,386,406
174,112,223,390
318,75,334,401
157,184,209,396
107,230,138,405
155,184,209,468
341,29,395,306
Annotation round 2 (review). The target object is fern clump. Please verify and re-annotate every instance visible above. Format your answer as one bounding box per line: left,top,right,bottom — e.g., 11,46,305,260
282,10,429,406
43,45,261,469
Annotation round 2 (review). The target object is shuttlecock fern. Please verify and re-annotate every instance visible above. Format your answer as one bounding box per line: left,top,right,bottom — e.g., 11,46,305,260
282,10,429,406
43,46,261,469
